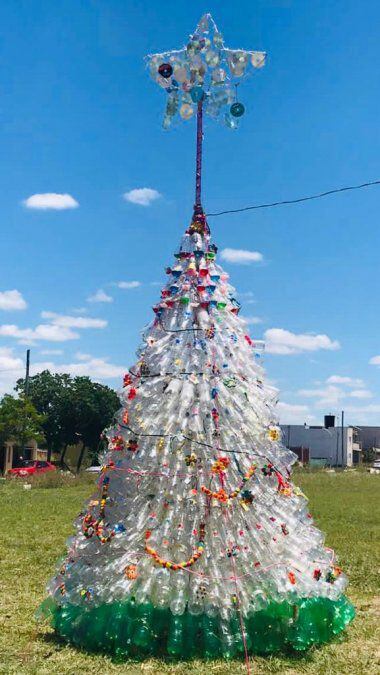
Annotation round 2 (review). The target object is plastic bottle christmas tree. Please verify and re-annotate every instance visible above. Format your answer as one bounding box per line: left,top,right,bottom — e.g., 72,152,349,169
39,14,354,660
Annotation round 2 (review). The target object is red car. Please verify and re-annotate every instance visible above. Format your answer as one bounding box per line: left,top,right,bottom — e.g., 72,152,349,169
8,460,56,477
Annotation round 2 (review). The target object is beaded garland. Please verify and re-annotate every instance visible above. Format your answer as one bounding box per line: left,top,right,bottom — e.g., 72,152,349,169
82,477,116,544
201,464,257,503
145,523,206,570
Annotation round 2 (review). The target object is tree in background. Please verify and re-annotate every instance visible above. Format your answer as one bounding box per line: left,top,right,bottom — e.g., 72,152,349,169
16,371,72,459
16,371,120,468
66,377,121,471
0,394,45,449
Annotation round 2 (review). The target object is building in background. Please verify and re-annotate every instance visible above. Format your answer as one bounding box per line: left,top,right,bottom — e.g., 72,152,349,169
280,415,362,467
356,427,380,456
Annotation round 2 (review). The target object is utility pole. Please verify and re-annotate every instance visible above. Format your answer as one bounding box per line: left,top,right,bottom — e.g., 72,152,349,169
21,349,31,461
341,410,344,467
25,349,30,397
335,426,339,467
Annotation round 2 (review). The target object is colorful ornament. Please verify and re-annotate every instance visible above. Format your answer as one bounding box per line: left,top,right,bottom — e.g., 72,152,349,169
185,453,198,467
124,564,138,580
268,427,281,441
111,435,124,451
127,439,139,452
158,62,173,78
147,14,266,129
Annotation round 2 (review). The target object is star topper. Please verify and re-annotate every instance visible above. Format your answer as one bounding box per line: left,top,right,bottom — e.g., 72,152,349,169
146,13,266,130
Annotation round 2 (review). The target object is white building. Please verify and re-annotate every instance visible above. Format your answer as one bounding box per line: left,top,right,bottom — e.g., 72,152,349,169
280,417,362,467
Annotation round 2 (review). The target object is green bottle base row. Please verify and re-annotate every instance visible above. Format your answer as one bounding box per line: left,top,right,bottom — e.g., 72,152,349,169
38,594,355,659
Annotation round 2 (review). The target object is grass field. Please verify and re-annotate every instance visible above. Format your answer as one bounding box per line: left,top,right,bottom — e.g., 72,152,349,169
0,470,379,674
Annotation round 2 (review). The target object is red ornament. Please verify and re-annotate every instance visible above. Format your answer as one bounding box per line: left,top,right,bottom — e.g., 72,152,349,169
123,373,132,387
111,435,124,451
158,62,173,78
127,439,139,452
128,388,137,401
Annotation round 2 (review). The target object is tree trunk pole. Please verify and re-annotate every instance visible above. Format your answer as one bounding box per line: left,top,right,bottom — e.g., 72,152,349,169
194,100,204,216
76,441,86,473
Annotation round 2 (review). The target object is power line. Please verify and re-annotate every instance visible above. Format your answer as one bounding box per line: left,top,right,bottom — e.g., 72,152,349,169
206,179,380,217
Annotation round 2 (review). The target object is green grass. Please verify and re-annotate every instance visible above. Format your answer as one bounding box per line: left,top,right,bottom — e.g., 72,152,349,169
0,470,379,674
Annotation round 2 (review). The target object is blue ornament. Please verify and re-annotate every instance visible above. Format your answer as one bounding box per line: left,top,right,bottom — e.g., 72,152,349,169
230,102,245,117
190,86,204,103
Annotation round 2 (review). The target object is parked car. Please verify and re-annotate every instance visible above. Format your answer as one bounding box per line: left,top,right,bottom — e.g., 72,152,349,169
85,465,102,473
8,460,56,477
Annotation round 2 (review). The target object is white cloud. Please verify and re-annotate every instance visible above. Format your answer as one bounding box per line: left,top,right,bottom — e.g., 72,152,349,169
342,403,380,424
297,385,343,407
264,328,340,355
0,348,25,395
277,401,314,424
0,290,27,311
29,356,125,380
123,188,161,206
0,323,79,343
369,355,380,366
349,389,373,399
297,382,373,408
345,403,380,414
220,248,264,264
241,316,263,325
71,307,88,314
326,375,365,387
40,349,63,355
59,357,125,379
0,347,126,396
75,352,91,361
87,289,113,303
117,281,141,289
0,347,24,372
41,311,107,329
23,193,79,210
239,291,256,305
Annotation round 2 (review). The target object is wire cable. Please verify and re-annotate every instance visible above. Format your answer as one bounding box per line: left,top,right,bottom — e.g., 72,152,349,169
206,179,380,217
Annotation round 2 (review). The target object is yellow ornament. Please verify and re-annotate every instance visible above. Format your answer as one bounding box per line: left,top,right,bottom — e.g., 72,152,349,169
156,438,165,452
268,427,280,441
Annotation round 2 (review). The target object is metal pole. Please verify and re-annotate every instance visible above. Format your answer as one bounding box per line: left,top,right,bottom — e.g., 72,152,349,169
341,410,344,467
335,427,339,467
25,349,30,398
194,100,204,212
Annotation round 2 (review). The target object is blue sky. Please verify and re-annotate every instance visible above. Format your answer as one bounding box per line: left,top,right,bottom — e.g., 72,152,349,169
0,0,380,424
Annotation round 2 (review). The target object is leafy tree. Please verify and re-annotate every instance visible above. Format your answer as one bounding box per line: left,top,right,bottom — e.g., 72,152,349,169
0,394,45,449
16,371,120,467
16,371,73,459
64,377,120,471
